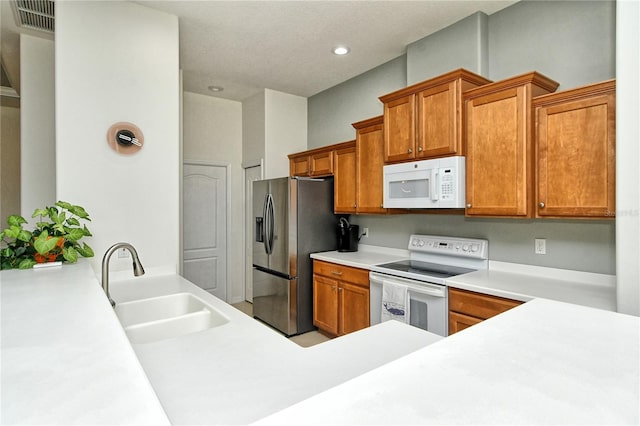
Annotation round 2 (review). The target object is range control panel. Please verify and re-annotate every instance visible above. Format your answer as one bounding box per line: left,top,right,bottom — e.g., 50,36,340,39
408,234,488,260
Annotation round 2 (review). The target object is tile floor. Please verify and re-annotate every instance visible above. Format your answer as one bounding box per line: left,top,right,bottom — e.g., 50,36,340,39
231,301,331,347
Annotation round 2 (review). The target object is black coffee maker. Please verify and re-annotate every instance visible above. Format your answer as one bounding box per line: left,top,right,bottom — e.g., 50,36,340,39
338,217,359,252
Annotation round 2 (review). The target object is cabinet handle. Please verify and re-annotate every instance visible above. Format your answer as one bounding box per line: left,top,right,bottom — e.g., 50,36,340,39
353,204,357,208
331,271,343,276
338,288,343,292
539,202,545,208
408,148,413,153
331,285,337,290
466,203,472,208
418,146,423,152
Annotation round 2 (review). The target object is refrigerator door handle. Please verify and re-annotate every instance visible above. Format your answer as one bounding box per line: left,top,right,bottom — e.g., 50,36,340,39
262,194,270,254
266,193,275,255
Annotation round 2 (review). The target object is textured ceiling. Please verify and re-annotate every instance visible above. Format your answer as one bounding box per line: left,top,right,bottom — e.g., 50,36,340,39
138,1,517,101
1,1,518,101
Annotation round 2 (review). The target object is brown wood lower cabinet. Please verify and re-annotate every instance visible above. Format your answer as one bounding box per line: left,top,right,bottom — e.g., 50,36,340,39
448,287,523,335
313,260,370,337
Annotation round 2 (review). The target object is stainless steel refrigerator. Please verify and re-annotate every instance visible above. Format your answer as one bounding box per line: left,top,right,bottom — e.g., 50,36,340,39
252,176,337,336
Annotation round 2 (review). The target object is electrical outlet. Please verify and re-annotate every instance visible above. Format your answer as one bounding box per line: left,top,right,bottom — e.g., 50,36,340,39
362,228,369,238
535,238,546,255
118,248,130,259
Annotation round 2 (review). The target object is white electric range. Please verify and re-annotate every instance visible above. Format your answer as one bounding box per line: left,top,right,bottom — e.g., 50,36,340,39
369,234,488,336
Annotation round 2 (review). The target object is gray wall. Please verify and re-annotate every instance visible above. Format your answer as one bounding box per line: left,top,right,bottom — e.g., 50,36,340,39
488,0,615,89
407,11,489,84
307,0,616,274
307,56,406,149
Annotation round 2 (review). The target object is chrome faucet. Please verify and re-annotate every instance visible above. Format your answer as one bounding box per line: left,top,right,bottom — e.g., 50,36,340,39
101,242,145,308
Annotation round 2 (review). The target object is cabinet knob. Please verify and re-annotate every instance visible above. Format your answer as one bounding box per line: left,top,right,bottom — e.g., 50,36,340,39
408,148,413,153
353,204,357,208
418,146,423,152
338,287,343,292
331,285,337,290
539,202,545,208
466,203,472,209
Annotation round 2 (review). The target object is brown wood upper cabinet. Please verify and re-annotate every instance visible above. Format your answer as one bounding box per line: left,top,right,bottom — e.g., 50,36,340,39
354,116,387,214
533,79,616,219
333,116,388,214
463,72,559,218
379,69,492,164
288,145,335,177
333,141,357,213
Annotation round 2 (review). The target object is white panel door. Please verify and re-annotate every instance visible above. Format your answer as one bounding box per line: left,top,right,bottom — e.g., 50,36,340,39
183,163,227,301
244,165,262,302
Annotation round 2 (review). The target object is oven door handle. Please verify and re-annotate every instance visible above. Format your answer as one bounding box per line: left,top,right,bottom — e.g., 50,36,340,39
406,283,446,298
370,272,446,297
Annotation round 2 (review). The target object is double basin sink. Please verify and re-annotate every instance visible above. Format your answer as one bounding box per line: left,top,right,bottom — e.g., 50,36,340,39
115,292,229,344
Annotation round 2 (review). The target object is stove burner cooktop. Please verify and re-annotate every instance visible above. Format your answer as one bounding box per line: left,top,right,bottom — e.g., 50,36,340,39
376,260,476,280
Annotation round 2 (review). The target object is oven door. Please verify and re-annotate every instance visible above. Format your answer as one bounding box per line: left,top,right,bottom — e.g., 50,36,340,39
369,272,448,337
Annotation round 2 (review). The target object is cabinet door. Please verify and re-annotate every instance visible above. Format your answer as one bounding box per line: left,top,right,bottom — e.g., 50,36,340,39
334,146,357,214
356,122,386,214
417,81,458,158
384,95,416,163
290,156,309,177
466,87,530,217
448,311,482,335
536,91,615,218
310,150,333,177
339,282,370,335
313,275,339,335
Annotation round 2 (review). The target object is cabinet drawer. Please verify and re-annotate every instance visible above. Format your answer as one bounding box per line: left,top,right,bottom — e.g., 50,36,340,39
449,288,522,320
313,260,369,287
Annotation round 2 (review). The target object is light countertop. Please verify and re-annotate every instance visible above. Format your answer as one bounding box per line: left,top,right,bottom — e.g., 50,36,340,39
446,261,616,311
0,262,170,425
311,245,617,312
3,253,634,426
256,298,640,425
310,244,409,269
109,273,441,425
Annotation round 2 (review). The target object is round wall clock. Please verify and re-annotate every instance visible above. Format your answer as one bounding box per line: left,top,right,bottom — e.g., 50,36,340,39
106,122,144,154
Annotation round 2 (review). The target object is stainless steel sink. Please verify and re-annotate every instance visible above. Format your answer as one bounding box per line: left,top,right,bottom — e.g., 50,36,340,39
115,292,229,344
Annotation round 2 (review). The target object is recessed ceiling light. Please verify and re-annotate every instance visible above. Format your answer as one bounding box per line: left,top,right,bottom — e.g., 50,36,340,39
208,85,224,92
332,46,350,55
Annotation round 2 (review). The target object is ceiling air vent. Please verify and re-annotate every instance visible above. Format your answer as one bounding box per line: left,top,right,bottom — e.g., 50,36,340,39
11,0,55,34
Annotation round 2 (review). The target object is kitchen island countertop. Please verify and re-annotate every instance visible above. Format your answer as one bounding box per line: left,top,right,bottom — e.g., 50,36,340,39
256,297,640,425
0,262,170,425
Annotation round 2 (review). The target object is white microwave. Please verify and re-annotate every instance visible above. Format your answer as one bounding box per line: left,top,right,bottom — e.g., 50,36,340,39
383,156,465,209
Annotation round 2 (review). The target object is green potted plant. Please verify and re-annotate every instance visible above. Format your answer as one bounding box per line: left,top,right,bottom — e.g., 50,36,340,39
1,201,94,270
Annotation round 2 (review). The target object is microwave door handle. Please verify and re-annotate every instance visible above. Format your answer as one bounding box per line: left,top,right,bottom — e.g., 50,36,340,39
431,169,439,201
